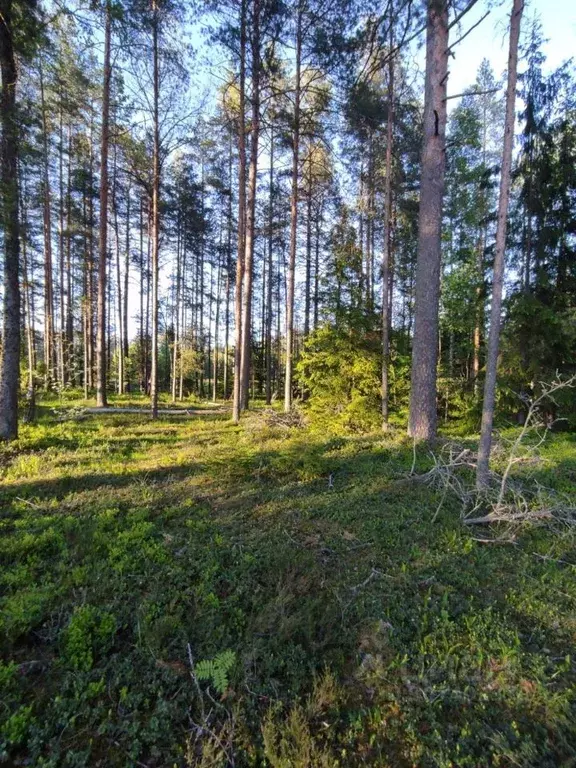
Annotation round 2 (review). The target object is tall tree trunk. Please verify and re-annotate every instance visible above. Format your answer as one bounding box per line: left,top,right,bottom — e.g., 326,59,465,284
124,185,130,361
232,0,247,423
20,169,35,404
407,0,449,441
223,131,233,400
171,211,181,402
313,198,322,330
150,0,160,418
65,123,74,383
476,0,523,488
284,3,302,413
58,99,66,385
145,205,151,394
112,143,124,394
96,0,111,407
0,0,20,440
381,14,394,431
265,127,274,405
304,150,312,337
39,59,56,389
82,164,90,397
86,110,96,391
213,258,221,402
198,160,205,398
139,195,145,391
239,0,260,411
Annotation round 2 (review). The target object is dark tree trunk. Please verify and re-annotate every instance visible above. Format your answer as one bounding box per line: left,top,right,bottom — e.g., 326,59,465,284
0,0,21,440
381,13,394,431
150,0,160,418
232,0,247,423
284,4,302,413
239,0,260,411
408,0,449,441
39,59,56,389
124,185,130,360
265,127,274,405
304,151,312,338
96,0,111,407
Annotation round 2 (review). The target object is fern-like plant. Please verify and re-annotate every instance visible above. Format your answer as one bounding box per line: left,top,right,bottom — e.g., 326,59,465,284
195,650,236,694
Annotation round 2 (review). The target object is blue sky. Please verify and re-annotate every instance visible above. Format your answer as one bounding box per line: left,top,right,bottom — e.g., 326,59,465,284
447,0,575,97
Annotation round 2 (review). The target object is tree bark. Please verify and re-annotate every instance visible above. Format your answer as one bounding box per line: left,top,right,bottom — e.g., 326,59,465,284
39,59,56,389
124,185,130,360
407,0,449,441
0,0,20,440
96,0,111,407
284,3,302,413
232,0,247,423
304,150,312,337
476,0,523,488
381,12,394,431
239,0,260,411
265,126,274,405
150,0,160,418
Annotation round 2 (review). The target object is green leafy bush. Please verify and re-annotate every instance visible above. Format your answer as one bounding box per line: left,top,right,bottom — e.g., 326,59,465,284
296,313,381,433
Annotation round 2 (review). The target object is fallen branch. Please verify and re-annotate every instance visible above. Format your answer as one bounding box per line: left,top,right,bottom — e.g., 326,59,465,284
464,510,553,525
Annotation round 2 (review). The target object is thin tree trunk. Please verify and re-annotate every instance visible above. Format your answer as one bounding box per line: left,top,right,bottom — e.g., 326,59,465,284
407,0,449,441
223,131,233,400
381,13,394,431
112,143,124,394
20,169,35,403
139,195,145,390
58,98,66,385
304,150,312,337
213,258,221,402
265,126,274,404
232,0,247,423
313,198,322,330
65,123,74,383
96,0,111,407
476,0,523,488
239,0,260,411
171,211,181,402
124,184,130,361
150,0,160,418
284,3,302,413
86,110,96,391
39,59,56,389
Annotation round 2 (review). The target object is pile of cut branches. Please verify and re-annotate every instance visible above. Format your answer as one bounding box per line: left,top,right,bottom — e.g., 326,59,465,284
415,375,576,539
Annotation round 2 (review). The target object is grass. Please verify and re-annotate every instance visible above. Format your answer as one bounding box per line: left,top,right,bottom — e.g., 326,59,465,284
1,393,575,766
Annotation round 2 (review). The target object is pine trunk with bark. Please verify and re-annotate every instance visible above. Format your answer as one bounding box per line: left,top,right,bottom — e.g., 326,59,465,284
39,59,56,389
96,0,111,407
284,4,302,413
476,0,523,488
407,0,449,441
239,0,260,411
381,17,394,431
150,0,160,418
0,0,21,440
232,0,247,423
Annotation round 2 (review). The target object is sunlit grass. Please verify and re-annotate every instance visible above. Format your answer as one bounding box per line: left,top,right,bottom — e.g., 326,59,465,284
1,395,575,766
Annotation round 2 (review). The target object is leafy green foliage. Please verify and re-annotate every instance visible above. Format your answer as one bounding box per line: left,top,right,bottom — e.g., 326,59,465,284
296,314,381,433
195,650,236,694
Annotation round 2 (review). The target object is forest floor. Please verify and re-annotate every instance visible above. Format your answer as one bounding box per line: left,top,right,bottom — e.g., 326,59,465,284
1,393,576,767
